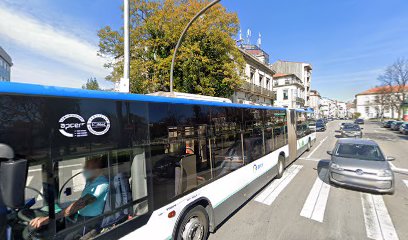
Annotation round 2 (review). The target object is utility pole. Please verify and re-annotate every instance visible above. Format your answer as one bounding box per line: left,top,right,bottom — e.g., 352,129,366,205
118,0,130,93
169,0,221,93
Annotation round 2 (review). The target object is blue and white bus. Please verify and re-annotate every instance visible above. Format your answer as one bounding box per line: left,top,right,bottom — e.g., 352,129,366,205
0,82,315,240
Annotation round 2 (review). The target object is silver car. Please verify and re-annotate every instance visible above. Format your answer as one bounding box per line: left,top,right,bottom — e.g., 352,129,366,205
340,124,363,138
327,138,395,194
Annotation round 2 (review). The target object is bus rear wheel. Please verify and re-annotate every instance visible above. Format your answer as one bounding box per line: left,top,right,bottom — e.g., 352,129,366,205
276,155,285,179
176,205,209,240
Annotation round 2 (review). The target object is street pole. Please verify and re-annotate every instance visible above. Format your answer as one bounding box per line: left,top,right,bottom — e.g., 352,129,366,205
119,0,130,93
169,0,221,93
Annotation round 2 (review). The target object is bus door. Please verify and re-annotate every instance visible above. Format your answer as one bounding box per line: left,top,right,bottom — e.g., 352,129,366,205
287,109,297,164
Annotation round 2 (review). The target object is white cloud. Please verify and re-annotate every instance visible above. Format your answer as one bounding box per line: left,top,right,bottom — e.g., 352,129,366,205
0,3,110,80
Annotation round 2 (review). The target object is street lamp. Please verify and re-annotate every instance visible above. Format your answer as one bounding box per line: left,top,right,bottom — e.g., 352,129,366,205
118,0,130,93
169,0,221,93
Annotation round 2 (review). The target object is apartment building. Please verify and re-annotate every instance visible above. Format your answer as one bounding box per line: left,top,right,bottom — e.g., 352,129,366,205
355,86,408,119
272,73,305,108
233,44,275,106
309,90,322,118
0,47,12,82
271,60,312,106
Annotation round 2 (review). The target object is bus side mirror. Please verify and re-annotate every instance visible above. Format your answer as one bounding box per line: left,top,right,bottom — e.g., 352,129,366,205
0,144,28,209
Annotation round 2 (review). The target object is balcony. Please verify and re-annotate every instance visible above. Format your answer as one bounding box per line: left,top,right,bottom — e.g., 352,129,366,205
274,79,304,88
239,81,275,99
296,97,305,105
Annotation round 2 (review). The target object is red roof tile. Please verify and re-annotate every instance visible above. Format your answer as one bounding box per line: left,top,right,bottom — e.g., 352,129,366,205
357,85,408,95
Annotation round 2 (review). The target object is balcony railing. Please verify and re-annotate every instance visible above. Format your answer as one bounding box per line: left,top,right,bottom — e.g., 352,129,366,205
296,97,305,105
274,79,304,88
239,82,275,99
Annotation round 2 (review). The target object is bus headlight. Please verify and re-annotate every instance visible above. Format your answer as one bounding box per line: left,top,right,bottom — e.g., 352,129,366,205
377,170,392,177
330,163,343,171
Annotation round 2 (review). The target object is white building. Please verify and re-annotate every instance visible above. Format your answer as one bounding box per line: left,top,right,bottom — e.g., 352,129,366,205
232,45,275,105
336,102,347,119
320,97,338,118
271,60,312,106
355,86,408,119
309,90,322,118
272,73,305,108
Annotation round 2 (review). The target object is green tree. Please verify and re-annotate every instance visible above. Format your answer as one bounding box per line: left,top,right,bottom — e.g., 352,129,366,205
82,77,101,90
98,0,245,97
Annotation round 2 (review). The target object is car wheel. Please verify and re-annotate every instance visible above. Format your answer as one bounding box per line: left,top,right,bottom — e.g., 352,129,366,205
276,155,285,179
176,205,209,240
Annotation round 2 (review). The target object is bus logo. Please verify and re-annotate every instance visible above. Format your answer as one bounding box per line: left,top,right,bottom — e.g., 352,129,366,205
59,114,110,138
59,114,87,138
87,114,111,136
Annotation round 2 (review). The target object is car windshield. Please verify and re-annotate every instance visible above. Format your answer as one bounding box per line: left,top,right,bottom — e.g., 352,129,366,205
343,125,360,131
316,122,324,127
334,143,385,161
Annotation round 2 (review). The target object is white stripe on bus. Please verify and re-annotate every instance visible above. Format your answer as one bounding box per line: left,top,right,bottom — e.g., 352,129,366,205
255,165,303,205
300,167,330,222
361,193,399,240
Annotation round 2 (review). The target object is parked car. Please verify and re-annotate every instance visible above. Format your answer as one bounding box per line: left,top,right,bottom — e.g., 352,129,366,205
340,122,354,130
382,120,395,128
327,138,395,194
341,124,363,138
399,123,408,134
354,118,364,125
390,121,404,131
316,121,326,132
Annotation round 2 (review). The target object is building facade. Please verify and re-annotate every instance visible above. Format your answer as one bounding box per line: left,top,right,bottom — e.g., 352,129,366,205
355,86,408,119
309,90,322,118
232,45,275,106
320,97,338,118
0,47,12,82
272,73,305,108
271,60,312,106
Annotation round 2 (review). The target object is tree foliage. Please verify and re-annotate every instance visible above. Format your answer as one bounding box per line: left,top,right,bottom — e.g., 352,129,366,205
82,77,101,90
98,0,245,97
378,58,408,119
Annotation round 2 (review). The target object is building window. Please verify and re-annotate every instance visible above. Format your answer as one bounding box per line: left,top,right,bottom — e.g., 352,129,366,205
266,78,270,90
259,75,263,87
283,89,288,100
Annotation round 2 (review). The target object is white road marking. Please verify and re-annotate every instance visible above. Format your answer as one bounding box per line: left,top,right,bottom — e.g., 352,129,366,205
28,163,83,173
255,165,303,205
361,193,399,240
26,175,34,185
300,168,331,222
388,162,408,174
403,180,408,189
307,136,328,158
298,157,322,162
72,169,86,192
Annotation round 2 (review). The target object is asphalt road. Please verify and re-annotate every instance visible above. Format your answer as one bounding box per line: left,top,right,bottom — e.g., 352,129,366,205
210,120,408,240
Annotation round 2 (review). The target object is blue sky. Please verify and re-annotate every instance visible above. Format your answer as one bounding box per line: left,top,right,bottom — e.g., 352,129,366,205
1,0,408,101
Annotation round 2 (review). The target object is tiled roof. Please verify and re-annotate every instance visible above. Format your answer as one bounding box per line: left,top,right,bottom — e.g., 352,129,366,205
273,73,293,78
356,85,408,95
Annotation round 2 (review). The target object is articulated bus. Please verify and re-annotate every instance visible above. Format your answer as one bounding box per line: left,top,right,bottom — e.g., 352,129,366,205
0,82,315,240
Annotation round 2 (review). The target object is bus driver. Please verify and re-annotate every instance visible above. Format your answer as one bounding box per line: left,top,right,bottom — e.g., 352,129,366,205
29,156,109,234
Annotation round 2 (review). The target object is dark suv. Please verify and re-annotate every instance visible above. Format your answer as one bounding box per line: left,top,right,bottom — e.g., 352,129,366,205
354,118,364,125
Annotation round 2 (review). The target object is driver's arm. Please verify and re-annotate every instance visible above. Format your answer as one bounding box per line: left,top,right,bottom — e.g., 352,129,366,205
29,194,96,229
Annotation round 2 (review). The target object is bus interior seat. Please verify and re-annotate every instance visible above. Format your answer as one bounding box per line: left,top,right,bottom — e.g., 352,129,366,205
175,155,197,195
100,172,132,229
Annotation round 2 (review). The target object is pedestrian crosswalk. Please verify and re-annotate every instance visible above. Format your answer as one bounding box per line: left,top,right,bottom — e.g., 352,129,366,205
254,165,408,240
300,168,331,222
255,165,303,205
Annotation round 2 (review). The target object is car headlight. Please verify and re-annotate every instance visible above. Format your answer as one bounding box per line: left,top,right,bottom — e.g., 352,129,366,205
330,163,343,171
377,170,393,177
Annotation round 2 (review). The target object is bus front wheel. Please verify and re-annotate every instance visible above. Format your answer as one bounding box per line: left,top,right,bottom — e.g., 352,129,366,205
176,205,209,240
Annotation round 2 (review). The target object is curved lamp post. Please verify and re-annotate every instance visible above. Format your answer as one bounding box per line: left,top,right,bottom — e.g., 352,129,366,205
169,0,221,93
